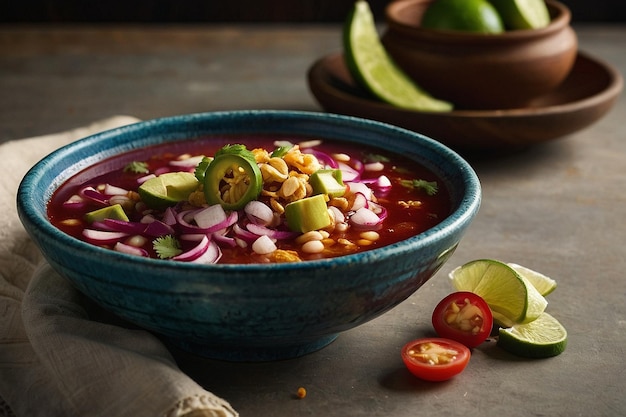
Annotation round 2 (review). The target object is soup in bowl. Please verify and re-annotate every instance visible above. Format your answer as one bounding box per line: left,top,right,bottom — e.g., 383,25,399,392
17,110,481,361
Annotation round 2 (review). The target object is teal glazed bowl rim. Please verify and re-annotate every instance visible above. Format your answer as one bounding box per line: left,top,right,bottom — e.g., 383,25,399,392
17,110,481,361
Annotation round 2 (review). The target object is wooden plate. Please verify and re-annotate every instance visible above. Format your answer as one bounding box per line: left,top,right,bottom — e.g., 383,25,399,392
307,51,623,152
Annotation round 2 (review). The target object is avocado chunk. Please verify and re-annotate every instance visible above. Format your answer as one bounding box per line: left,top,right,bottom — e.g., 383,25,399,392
85,204,129,224
310,169,346,198
285,194,331,233
138,172,199,209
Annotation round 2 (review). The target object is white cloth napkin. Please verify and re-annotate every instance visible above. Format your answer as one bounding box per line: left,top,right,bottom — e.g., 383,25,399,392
0,116,238,417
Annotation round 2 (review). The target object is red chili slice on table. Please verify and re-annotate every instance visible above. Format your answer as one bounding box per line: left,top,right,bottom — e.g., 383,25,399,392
401,338,470,381
432,291,493,348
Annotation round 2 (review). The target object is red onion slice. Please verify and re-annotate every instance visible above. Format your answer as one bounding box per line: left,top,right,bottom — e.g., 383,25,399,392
212,232,237,248
349,207,383,231
245,222,298,240
104,183,129,196
143,220,175,237
162,207,177,226
175,208,237,234
189,240,222,264
79,186,109,206
338,162,360,182
232,223,258,243
347,182,373,200
82,229,130,244
99,219,146,234
194,205,228,229
328,206,345,223
244,200,274,226
62,194,87,210
302,149,338,169
350,192,369,211
137,174,156,184
114,242,149,257
172,235,210,262
173,236,222,264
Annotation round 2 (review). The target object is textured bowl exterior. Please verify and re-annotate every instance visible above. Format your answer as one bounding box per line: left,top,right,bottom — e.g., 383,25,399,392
382,0,578,110
17,110,481,361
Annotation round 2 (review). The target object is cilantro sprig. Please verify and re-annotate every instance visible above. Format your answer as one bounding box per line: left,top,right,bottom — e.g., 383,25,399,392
153,235,183,259
400,179,439,196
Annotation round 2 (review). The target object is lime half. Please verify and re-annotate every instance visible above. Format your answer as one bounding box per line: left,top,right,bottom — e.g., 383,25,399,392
498,313,567,358
508,263,557,296
449,259,548,327
490,0,551,30
343,1,453,112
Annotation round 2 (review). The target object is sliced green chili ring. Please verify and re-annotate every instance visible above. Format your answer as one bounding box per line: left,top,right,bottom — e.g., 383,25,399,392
203,153,263,210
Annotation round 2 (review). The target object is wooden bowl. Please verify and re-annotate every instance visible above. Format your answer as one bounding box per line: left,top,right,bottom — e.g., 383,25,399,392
307,51,623,152
382,0,578,109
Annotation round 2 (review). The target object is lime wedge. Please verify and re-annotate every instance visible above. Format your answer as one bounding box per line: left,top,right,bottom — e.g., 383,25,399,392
449,259,548,327
490,0,551,30
343,0,453,112
508,263,557,296
138,172,198,209
498,313,567,358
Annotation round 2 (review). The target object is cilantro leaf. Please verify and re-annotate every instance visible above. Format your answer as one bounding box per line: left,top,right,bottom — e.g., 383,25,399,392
194,156,213,182
153,235,183,259
363,152,390,163
214,144,256,163
400,179,439,196
123,161,149,174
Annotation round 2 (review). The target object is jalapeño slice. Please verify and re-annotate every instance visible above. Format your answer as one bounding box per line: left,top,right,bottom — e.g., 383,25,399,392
203,145,263,211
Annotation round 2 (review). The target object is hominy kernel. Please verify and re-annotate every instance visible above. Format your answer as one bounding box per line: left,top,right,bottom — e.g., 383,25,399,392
295,231,323,244
318,230,330,239
357,239,373,246
302,240,325,254
359,231,380,241
126,235,148,247
364,162,384,171
337,238,353,246
332,153,350,162
335,222,349,233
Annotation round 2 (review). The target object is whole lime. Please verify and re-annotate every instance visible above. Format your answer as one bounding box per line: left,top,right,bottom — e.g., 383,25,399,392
421,0,505,34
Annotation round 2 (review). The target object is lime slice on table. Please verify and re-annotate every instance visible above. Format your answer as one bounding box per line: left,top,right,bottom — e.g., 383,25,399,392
508,263,557,296
498,312,567,358
343,0,453,112
490,0,551,30
421,0,504,34
449,259,548,327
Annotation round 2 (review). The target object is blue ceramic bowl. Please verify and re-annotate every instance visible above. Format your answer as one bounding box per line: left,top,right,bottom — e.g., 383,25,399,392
17,110,480,361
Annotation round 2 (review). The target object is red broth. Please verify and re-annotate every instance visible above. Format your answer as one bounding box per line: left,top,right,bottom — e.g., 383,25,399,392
48,135,451,264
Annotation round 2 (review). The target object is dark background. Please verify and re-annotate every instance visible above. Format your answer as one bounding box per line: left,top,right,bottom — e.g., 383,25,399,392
2,1,625,24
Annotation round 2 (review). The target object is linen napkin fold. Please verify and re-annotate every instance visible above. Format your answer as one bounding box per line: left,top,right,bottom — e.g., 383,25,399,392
0,116,238,417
